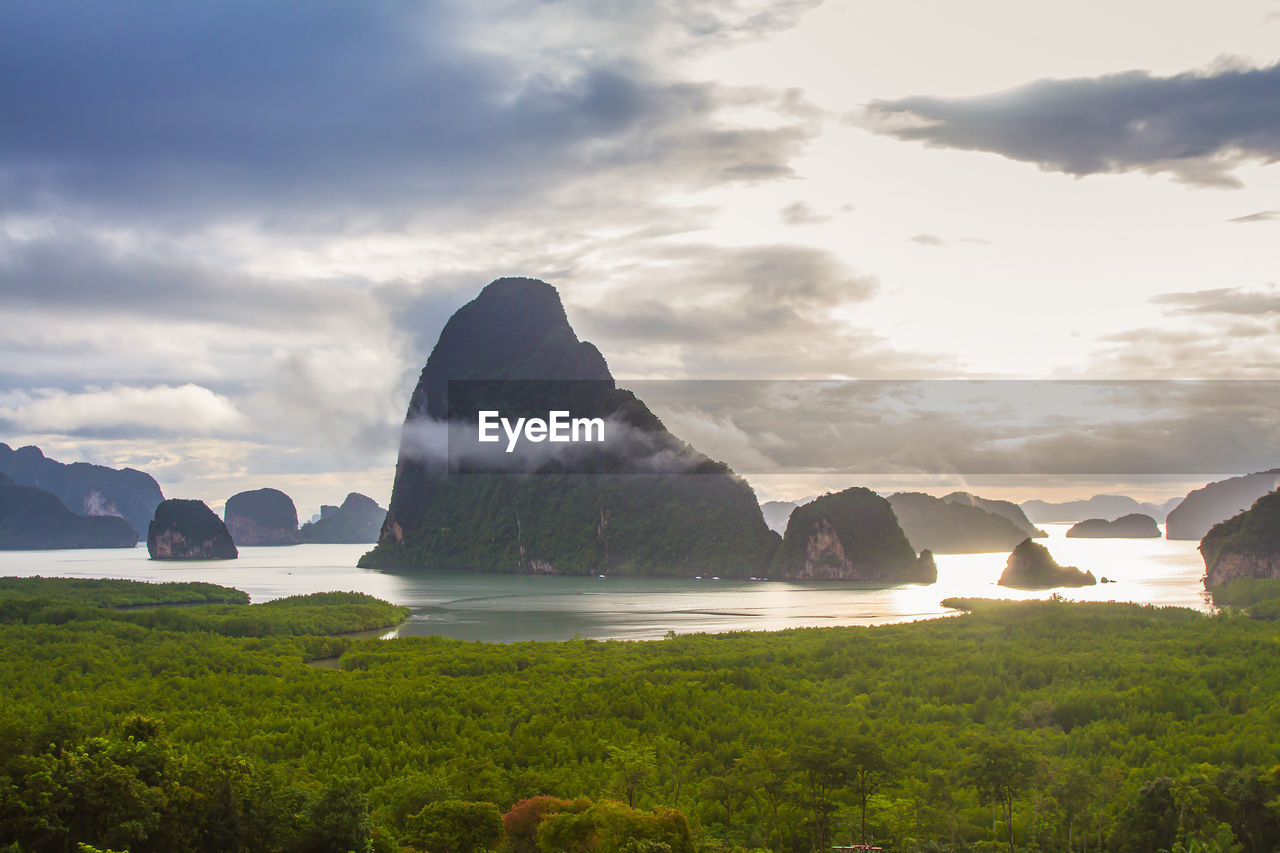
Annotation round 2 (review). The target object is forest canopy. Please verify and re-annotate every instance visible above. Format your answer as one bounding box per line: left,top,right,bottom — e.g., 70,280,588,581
1,578,1277,852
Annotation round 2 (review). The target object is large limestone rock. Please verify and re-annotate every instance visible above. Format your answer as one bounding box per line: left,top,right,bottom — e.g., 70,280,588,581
224,488,299,546
889,491,1031,554
0,473,138,549
942,491,1045,538
148,499,238,560
359,278,778,577
1200,490,1280,589
298,492,386,543
998,539,1095,590
0,443,163,537
772,487,936,582
1066,513,1160,539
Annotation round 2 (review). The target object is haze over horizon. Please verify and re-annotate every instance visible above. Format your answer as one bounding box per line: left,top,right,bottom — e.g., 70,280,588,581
2,0,1278,515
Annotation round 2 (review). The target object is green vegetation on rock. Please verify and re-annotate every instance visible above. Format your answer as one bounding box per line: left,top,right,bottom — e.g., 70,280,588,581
773,487,934,582
147,498,238,560
1200,490,1280,589
360,279,777,577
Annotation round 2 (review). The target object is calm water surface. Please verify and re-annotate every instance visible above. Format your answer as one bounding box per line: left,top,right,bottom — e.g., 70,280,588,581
0,524,1211,642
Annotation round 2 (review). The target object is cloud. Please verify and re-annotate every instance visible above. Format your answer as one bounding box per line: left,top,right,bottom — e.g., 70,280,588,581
0,229,383,332
909,233,944,246
1228,210,1280,222
1084,285,1280,377
1152,286,1280,316
864,62,1280,188
0,384,246,436
0,0,818,224
562,242,949,378
779,201,829,225
0,0,883,508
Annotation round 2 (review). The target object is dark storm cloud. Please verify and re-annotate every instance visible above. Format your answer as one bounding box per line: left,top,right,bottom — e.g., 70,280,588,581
0,1,815,222
864,62,1280,187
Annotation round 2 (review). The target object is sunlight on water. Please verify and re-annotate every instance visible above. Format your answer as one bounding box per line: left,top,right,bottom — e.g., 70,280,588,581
0,523,1211,642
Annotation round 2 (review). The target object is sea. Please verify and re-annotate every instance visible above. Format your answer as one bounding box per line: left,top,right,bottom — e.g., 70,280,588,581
0,524,1211,643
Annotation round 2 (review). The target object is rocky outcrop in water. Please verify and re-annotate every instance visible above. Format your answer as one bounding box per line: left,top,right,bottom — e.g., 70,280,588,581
1066,513,1160,539
889,491,1031,554
298,493,386,543
1166,470,1280,541
998,539,1095,589
0,473,138,549
1200,490,1280,589
359,278,778,577
148,499,238,560
772,487,936,582
224,488,299,546
0,443,163,537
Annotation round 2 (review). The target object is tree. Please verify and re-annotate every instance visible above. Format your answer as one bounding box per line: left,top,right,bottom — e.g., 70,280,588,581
537,807,600,853
405,800,502,853
503,796,575,853
369,770,453,833
608,743,656,809
1050,757,1093,853
738,748,789,852
845,735,891,845
794,736,849,851
301,778,373,853
971,737,1036,852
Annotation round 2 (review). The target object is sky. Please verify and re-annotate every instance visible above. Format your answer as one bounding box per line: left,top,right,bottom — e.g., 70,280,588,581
1,0,1278,516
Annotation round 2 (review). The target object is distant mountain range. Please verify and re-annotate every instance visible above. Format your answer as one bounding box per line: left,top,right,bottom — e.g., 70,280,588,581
0,443,163,537
1165,469,1280,541
1020,495,1182,524
0,472,137,550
